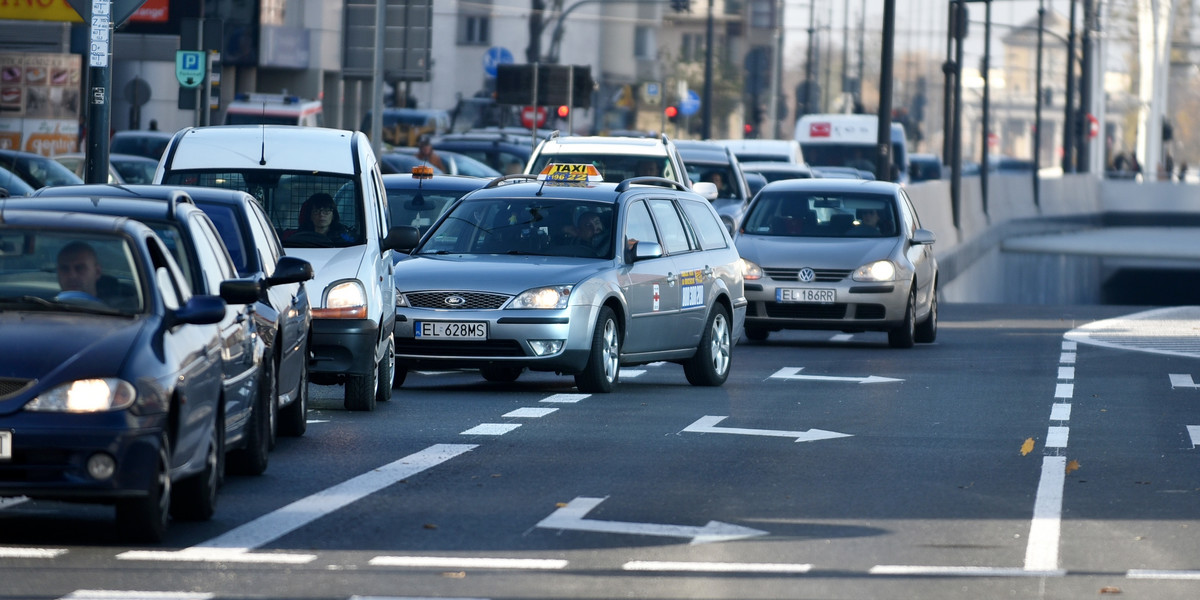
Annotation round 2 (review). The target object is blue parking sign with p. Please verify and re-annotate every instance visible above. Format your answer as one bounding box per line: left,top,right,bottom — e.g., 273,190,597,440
176,50,205,88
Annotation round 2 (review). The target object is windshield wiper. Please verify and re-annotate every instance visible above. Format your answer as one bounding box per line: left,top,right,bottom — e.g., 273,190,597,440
0,295,124,316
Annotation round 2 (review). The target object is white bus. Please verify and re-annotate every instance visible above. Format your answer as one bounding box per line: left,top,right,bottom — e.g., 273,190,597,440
794,114,909,183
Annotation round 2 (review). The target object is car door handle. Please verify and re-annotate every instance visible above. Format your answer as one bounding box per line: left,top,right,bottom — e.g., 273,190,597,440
667,272,676,287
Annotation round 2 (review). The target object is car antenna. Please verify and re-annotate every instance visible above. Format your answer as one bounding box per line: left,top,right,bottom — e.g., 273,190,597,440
258,99,268,165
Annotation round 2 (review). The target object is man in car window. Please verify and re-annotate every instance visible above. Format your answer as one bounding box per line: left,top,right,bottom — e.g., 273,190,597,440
56,241,104,302
573,211,610,256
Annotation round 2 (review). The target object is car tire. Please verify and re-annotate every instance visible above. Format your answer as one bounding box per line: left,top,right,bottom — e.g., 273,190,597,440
116,431,171,543
227,359,273,476
345,360,379,412
744,326,769,342
171,415,222,521
376,338,394,403
914,282,938,344
684,305,733,386
278,358,308,437
392,361,408,388
888,287,917,349
481,365,524,382
575,306,620,393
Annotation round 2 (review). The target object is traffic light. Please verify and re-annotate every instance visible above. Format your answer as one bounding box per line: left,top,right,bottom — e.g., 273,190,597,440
665,105,679,123
557,105,570,118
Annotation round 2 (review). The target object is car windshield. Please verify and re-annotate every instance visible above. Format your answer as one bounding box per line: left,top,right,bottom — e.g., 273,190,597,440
0,228,144,315
387,187,475,235
161,170,363,249
419,197,616,259
0,153,83,188
743,192,898,238
529,154,672,183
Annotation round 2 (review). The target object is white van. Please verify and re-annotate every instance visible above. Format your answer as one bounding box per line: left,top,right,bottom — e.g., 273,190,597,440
224,93,323,127
794,113,909,183
154,126,416,411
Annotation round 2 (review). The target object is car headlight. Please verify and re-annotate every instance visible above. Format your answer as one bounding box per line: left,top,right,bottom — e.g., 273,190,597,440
395,289,408,308
316,280,367,319
853,260,896,282
25,378,136,412
741,258,763,281
511,285,572,309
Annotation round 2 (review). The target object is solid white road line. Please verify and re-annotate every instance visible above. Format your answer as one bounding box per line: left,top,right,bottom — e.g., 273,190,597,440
1024,455,1067,571
619,369,646,377
125,444,477,559
870,565,1064,577
369,556,567,569
61,593,213,600
0,546,67,558
1127,569,1200,580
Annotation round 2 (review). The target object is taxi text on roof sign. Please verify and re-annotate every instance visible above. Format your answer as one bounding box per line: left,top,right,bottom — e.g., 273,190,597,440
538,163,604,183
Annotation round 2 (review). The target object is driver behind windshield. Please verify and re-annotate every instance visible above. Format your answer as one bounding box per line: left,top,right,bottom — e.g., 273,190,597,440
287,192,355,244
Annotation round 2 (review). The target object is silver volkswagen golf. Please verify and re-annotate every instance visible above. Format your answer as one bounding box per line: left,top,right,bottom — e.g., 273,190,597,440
735,178,938,347
390,165,747,393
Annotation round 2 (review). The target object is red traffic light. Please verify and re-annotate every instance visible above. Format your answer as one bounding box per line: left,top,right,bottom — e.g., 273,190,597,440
664,105,679,119
557,105,570,118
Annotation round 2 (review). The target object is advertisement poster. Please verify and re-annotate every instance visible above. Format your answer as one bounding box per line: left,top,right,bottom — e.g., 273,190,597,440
0,52,81,155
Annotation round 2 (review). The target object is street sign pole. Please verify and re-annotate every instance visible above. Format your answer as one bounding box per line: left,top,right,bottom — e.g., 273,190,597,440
85,0,112,184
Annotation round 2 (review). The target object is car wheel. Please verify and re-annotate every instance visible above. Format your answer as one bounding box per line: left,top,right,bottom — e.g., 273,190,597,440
345,360,379,412
279,357,308,437
171,415,222,521
744,326,769,342
376,338,394,403
684,305,732,386
914,282,938,344
888,287,917,349
116,431,171,543
480,365,524,382
575,306,620,393
227,359,273,476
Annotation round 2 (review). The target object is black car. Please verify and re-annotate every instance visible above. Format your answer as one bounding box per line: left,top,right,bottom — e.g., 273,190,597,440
0,148,84,190
430,131,536,174
37,184,317,440
0,209,231,542
383,169,489,236
674,140,753,234
15,188,292,477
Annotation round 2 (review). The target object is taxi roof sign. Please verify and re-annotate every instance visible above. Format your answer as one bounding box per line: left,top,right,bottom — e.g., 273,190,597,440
538,163,604,183
411,165,435,179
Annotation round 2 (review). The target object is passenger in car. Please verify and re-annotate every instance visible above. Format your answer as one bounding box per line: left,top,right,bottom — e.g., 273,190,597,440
288,192,355,244
55,241,104,302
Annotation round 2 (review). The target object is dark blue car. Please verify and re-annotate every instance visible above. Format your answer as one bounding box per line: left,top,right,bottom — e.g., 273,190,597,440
0,209,232,542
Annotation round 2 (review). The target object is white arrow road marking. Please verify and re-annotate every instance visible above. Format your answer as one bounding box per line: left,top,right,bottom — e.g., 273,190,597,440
769,367,903,384
1170,374,1199,388
536,496,768,545
683,415,852,443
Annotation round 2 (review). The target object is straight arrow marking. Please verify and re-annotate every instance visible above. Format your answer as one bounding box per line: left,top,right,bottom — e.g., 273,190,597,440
769,367,903,384
1170,374,1198,389
536,496,768,545
683,415,852,443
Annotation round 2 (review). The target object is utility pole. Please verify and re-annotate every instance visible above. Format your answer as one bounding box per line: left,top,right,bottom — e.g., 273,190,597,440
1063,0,1077,173
702,0,714,139
876,0,896,182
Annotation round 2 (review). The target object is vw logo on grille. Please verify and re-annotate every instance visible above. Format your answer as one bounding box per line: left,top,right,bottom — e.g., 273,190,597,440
798,268,815,283
444,295,467,307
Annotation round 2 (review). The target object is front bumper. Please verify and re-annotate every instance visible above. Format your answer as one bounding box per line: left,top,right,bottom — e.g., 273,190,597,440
309,317,379,376
393,303,597,374
744,279,909,331
0,413,164,501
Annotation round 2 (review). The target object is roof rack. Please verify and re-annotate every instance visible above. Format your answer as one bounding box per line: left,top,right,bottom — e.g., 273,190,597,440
483,173,538,189
615,176,688,193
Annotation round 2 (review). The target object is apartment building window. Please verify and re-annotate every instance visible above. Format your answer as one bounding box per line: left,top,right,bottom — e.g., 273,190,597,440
681,33,704,62
459,14,491,46
749,0,773,29
634,26,656,60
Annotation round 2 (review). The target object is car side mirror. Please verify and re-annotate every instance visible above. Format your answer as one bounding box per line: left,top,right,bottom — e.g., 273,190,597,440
629,240,663,263
383,226,421,252
912,228,936,245
219,278,263,305
267,255,315,286
170,295,227,326
692,181,718,201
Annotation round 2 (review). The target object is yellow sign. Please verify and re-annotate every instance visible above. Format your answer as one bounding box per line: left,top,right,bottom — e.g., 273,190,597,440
538,163,604,183
0,0,84,23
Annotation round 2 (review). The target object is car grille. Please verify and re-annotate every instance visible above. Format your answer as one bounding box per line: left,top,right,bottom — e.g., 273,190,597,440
764,303,848,319
404,291,511,310
0,377,34,401
763,267,851,282
395,338,526,357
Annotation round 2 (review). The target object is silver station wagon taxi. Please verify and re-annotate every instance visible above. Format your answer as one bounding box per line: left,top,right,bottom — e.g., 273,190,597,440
391,164,747,393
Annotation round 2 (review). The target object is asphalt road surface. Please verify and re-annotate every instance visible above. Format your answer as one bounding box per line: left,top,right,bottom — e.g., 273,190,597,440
4,303,1200,599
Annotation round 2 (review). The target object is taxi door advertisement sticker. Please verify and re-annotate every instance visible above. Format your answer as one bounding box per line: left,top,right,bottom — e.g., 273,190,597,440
653,283,660,311
681,270,704,309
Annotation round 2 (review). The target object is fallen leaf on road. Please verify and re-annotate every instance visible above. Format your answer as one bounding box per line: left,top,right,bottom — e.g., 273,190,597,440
1099,586,1121,594
423,523,438,529
1020,438,1035,456
1066,460,1080,474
